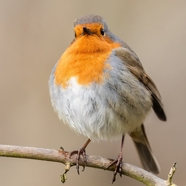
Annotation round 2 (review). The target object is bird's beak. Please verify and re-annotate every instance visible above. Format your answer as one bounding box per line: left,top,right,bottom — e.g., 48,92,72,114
83,26,92,35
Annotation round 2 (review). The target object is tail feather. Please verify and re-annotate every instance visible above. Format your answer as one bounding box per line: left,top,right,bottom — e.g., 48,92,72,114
130,124,160,174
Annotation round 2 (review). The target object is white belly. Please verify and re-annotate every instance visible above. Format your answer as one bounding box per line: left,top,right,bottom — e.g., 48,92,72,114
49,64,152,141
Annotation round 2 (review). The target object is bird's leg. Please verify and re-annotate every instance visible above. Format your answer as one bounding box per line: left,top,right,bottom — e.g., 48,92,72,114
70,138,91,174
106,135,125,183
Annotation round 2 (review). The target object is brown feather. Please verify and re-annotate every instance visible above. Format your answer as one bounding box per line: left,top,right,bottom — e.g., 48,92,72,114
114,47,166,121
130,124,160,174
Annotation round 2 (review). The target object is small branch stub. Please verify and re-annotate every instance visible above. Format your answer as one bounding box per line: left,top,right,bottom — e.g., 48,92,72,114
166,162,177,186
60,162,71,183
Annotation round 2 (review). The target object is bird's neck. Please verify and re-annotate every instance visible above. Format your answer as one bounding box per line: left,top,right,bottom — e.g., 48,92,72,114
54,36,120,88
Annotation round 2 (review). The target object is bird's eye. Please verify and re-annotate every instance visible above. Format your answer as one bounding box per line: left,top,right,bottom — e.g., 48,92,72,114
100,28,105,36
74,32,77,38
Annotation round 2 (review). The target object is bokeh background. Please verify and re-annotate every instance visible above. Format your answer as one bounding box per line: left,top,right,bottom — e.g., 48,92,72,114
0,1,185,185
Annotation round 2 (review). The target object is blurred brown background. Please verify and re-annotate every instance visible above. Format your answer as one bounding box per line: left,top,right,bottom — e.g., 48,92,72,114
0,0,185,185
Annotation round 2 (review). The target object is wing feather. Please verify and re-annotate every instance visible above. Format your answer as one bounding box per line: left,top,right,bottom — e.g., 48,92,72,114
114,47,166,121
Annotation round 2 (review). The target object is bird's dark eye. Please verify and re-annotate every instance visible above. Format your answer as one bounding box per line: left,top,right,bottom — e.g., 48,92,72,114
74,32,77,38
100,28,105,36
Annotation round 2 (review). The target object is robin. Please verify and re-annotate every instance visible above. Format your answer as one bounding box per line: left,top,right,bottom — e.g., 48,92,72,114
49,14,166,183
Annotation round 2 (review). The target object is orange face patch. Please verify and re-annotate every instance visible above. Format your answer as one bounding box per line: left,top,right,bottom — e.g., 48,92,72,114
54,24,121,88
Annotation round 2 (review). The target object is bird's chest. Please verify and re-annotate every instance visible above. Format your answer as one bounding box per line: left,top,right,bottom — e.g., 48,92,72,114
49,59,152,140
54,36,118,89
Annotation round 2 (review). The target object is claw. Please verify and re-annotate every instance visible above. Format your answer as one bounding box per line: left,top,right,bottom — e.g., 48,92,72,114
106,154,123,183
69,139,91,174
70,148,87,174
106,135,125,183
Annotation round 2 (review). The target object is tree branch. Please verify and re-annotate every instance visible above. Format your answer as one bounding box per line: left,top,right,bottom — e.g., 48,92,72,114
0,144,177,186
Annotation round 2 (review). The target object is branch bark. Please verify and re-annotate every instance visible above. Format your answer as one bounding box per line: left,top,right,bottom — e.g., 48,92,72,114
0,144,177,186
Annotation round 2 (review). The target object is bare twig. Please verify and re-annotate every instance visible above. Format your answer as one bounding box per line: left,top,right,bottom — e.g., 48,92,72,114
166,162,177,186
0,144,177,186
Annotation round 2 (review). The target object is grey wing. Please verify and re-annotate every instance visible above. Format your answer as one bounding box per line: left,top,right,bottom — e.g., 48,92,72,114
114,47,166,121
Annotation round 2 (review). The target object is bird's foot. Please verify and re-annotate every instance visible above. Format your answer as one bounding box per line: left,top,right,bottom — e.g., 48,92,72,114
106,153,123,183
70,147,87,174
69,139,91,174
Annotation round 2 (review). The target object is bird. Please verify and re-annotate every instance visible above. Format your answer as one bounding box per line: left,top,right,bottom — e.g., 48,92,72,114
49,14,166,183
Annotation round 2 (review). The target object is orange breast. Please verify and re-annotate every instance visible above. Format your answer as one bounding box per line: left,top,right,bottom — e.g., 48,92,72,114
54,35,120,88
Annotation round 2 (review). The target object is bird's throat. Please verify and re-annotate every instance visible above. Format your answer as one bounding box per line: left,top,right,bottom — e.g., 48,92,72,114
54,36,120,88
